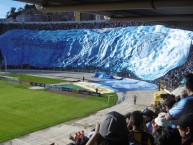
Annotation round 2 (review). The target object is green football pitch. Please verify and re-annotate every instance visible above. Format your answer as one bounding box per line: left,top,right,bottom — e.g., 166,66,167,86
0,80,117,143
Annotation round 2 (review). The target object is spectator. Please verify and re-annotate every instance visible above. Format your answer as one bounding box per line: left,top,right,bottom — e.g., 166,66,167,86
86,111,128,145
175,113,193,145
128,111,155,145
124,112,132,130
175,95,181,102
68,131,89,145
166,73,193,120
163,99,176,112
160,102,167,113
153,126,181,145
126,110,149,132
152,112,172,133
154,101,162,114
181,90,189,98
143,108,155,133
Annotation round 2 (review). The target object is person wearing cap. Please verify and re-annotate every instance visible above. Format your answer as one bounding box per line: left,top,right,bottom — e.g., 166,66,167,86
152,112,172,133
175,113,193,145
86,111,128,145
143,108,155,133
166,73,193,120
128,111,155,145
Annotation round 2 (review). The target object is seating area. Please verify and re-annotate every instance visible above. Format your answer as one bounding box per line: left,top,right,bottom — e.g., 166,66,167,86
152,44,193,91
67,73,193,145
0,21,193,145
0,21,153,34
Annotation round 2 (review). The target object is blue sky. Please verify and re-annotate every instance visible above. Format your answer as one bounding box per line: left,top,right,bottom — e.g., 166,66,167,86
0,0,29,18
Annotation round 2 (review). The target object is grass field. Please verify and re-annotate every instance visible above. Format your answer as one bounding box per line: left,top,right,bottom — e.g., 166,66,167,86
5,73,66,84
0,80,117,143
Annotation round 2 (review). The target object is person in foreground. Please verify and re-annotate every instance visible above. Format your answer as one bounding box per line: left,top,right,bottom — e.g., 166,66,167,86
153,126,181,145
166,73,193,120
143,108,155,133
86,111,128,145
128,111,155,145
151,112,173,133
175,113,193,145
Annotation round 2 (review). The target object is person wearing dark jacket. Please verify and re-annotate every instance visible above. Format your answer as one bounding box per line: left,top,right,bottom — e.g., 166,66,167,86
175,113,193,145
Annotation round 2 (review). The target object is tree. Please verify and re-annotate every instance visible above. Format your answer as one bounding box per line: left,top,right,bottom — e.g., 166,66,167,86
18,7,24,12
6,7,16,19
10,7,16,15
24,4,29,9
6,12,10,18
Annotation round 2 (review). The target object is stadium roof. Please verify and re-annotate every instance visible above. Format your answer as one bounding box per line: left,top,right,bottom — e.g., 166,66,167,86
14,0,193,31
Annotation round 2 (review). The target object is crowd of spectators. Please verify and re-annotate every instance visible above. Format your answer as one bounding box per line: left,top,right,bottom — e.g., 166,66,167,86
0,21,153,35
60,73,193,145
152,44,193,91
